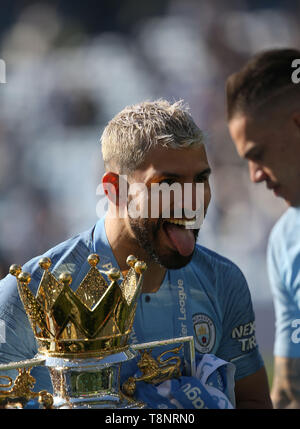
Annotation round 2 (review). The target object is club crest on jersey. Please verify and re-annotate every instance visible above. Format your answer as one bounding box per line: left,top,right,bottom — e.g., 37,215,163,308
193,313,216,353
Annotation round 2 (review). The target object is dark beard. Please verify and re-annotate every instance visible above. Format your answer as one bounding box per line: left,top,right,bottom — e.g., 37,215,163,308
129,217,199,269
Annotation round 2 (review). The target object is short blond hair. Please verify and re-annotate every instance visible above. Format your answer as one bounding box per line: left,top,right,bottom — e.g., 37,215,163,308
101,99,204,173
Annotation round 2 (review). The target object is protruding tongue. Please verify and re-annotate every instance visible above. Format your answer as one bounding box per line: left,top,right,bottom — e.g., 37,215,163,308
164,223,195,257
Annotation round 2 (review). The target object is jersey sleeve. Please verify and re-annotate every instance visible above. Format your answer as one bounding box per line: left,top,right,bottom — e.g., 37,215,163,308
267,229,300,358
0,273,38,362
0,261,56,392
216,264,264,381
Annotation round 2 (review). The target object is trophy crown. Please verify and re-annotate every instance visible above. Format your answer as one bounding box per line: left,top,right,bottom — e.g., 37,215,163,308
9,254,146,358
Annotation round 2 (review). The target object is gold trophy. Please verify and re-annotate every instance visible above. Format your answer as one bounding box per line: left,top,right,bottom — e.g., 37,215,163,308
0,254,146,408
0,253,196,409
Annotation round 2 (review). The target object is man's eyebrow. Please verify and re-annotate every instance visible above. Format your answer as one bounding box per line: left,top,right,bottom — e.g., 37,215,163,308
151,168,212,180
153,172,181,179
195,167,212,177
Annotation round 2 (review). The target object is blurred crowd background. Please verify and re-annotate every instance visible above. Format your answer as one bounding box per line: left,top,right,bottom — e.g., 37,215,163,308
0,0,299,373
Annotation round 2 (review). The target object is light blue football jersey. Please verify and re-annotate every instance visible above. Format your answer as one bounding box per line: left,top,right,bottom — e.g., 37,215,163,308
267,207,300,357
0,217,263,393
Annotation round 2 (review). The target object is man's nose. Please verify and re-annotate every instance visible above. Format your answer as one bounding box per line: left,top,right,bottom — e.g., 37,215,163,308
248,161,267,183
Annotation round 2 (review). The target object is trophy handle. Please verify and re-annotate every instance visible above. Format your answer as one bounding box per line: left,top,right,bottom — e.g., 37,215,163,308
122,336,195,397
0,358,53,409
0,375,13,389
122,345,182,397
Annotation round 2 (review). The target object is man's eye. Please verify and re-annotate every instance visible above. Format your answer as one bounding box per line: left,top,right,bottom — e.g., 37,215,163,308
195,175,209,183
159,178,177,185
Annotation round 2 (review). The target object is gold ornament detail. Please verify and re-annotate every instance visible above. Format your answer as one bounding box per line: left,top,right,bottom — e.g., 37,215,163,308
122,345,182,396
0,369,53,409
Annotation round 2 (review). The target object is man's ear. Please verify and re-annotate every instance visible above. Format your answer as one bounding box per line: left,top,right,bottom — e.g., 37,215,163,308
102,172,120,205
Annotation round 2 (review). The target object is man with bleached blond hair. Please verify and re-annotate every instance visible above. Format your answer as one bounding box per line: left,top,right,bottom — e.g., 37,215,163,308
0,99,272,408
